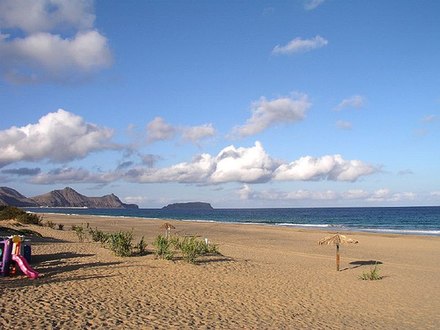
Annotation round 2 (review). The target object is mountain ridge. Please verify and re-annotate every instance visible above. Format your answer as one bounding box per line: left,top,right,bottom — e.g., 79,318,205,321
0,186,138,209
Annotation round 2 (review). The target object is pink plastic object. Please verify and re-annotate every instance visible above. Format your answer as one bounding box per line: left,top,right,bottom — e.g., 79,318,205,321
11,254,39,279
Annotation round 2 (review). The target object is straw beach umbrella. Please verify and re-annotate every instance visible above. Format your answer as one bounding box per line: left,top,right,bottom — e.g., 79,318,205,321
160,222,175,238
319,233,358,271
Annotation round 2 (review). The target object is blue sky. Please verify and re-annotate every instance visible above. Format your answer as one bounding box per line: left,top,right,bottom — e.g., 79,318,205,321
1,0,439,208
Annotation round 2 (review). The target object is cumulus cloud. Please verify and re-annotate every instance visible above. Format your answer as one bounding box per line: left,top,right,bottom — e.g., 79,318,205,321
30,166,119,184
210,141,278,184
146,117,216,144
182,124,216,143
127,141,377,184
367,189,417,202
335,95,365,111
304,0,325,10
0,0,111,83
238,186,417,204
273,154,377,182
0,109,117,167
146,117,176,143
272,35,328,55
126,153,215,184
0,0,95,33
239,185,338,201
233,93,310,137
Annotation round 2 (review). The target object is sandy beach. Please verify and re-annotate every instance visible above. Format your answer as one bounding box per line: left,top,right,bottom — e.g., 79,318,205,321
1,213,440,329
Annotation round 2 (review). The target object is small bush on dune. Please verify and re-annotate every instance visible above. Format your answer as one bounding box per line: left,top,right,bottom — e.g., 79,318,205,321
89,227,109,244
16,212,43,226
153,235,174,260
359,264,383,280
45,220,56,229
73,224,86,242
136,236,148,255
0,206,43,225
108,231,133,257
58,224,64,230
174,236,220,264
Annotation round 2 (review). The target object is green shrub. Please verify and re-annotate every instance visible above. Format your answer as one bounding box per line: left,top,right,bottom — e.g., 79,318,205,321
153,235,174,260
15,212,43,225
177,236,207,264
359,264,383,281
0,206,24,220
74,225,86,242
107,231,133,257
45,220,56,229
0,206,43,225
136,236,148,255
88,227,109,244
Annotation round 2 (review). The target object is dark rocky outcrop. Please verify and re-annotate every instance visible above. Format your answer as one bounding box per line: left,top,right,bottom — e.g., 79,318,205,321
31,187,138,209
0,187,39,207
0,186,138,209
162,202,213,210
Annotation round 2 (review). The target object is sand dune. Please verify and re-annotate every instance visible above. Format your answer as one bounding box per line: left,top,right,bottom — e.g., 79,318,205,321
1,213,439,329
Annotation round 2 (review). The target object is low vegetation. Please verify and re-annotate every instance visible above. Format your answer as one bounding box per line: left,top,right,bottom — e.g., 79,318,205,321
359,263,383,280
0,206,43,225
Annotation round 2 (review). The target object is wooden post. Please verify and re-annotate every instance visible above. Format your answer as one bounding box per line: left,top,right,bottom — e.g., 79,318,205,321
336,244,340,271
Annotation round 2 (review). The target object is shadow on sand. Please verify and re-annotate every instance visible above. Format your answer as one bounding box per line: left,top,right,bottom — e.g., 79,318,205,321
344,260,383,271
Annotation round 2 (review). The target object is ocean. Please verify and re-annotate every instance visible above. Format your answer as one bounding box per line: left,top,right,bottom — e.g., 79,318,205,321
26,206,440,236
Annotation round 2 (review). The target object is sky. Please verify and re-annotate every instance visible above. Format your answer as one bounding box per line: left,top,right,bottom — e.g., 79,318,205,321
1,0,439,208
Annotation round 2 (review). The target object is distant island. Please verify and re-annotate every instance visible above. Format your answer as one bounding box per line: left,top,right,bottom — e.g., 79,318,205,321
162,202,214,210
0,186,138,209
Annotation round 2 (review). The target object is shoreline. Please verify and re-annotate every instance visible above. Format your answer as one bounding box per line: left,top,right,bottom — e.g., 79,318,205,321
2,213,440,328
30,210,440,237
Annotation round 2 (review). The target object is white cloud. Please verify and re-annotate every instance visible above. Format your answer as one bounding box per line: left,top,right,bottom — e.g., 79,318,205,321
238,186,418,204
146,117,216,144
126,153,215,184
304,0,325,11
367,189,417,202
182,124,216,143
233,93,310,137
0,109,116,167
273,154,377,182
0,0,111,83
336,120,352,130
30,166,119,184
272,35,328,55
335,95,365,111
146,117,176,143
210,141,278,184
0,0,95,33
127,141,377,184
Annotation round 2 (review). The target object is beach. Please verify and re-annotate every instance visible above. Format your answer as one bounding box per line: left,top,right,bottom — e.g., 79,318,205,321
1,213,440,329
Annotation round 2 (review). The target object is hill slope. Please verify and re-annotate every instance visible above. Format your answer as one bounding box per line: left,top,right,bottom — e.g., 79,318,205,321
31,187,138,209
0,187,39,207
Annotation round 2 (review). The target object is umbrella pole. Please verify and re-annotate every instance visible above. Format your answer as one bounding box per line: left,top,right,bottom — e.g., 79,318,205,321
336,244,340,271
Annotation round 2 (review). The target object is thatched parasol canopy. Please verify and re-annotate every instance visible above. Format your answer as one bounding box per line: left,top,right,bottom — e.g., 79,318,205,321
160,222,176,238
319,233,358,271
160,222,176,230
318,233,358,246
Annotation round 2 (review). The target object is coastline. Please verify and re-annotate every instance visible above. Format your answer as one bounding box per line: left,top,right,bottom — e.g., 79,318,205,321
26,207,440,237
2,213,440,328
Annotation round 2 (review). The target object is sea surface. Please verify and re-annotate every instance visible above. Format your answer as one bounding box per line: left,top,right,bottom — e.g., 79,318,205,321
26,206,440,236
